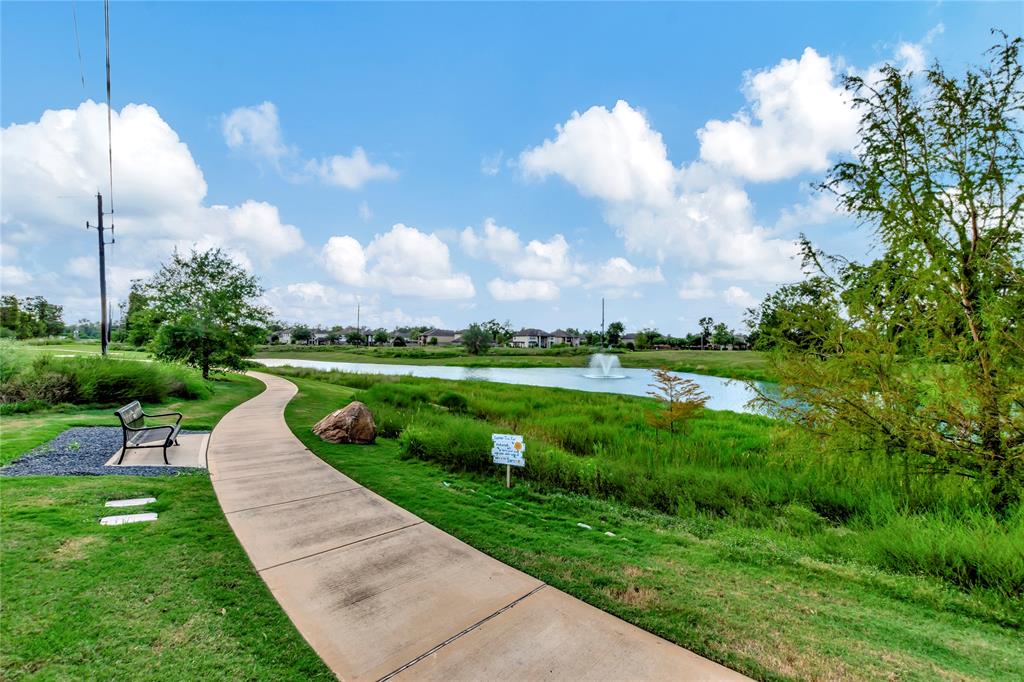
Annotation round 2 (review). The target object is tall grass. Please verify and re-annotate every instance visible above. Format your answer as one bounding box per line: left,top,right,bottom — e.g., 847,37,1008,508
271,365,1021,597
0,346,209,411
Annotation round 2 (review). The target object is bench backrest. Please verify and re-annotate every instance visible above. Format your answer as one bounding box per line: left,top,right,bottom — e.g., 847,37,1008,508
115,401,144,429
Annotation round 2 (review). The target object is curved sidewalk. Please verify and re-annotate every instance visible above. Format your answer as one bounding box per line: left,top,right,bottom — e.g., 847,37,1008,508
208,371,747,681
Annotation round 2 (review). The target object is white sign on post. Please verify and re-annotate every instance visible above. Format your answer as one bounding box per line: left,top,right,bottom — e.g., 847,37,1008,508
492,433,525,488
491,434,525,467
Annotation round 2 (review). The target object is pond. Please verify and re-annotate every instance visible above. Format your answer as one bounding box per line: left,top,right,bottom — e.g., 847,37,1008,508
253,357,776,415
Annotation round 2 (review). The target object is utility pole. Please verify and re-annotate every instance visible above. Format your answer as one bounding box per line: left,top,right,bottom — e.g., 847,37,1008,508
600,297,605,349
86,193,114,356
356,300,362,345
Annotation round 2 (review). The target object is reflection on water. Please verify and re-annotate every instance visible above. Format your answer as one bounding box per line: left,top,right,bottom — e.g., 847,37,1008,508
254,358,777,415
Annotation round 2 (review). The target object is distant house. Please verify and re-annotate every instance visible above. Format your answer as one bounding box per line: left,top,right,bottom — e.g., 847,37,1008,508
621,333,638,346
390,331,412,346
549,329,581,347
267,328,292,344
418,328,459,345
510,328,550,348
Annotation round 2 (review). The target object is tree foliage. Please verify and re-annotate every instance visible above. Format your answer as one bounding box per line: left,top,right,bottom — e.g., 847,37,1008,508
744,276,842,353
481,319,514,345
757,35,1024,511
646,368,709,435
0,296,64,338
606,321,625,345
461,323,492,355
142,248,269,379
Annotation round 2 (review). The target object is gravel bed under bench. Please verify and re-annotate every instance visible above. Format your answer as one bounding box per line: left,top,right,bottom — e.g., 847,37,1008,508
1,426,208,477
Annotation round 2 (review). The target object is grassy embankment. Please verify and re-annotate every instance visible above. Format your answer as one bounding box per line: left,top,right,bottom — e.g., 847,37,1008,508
1,343,330,679
255,344,774,381
271,367,1023,680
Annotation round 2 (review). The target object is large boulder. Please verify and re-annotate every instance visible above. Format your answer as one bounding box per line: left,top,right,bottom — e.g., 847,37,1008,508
312,401,377,444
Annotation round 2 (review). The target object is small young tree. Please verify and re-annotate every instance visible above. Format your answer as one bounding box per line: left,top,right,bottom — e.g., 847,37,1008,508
461,323,492,355
646,368,709,437
292,325,313,344
429,336,438,346
373,328,389,346
143,248,270,379
346,330,365,346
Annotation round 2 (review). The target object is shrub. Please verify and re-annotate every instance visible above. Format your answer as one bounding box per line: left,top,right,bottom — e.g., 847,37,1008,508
398,413,492,471
856,509,1024,596
0,354,209,409
437,391,468,414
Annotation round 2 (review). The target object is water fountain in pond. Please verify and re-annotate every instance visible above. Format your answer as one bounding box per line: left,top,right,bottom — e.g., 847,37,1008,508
585,353,626,379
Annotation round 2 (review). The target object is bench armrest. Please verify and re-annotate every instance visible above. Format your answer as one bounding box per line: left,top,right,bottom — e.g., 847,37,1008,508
142,411,183,425
125,424,176,439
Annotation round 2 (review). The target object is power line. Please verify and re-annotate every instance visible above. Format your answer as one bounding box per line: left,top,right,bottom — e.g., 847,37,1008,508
104,0,114,213
72,2,86,90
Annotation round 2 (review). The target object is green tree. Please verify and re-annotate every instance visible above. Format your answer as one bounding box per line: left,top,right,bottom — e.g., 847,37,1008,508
606,321,625,346
635,328,662,350
292,326,313,344
711,323,735,348
23,296,63,337
461,323,492,355
143,248,270,379
745,277,841,353
373,328,389,345
482,319,513,345
698,317,714,350
0,296,23,337
759,35,1024,511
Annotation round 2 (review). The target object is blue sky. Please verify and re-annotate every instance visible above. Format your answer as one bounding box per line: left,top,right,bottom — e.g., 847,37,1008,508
2,2,1019,334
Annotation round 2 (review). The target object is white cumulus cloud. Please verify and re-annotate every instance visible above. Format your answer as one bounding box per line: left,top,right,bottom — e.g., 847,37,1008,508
322,223,475,299
520,100,676,205
1,100,304,271
487,278,560,301
222,101,292,163
678,273,715,300
306,147,398,190
519,99,804,284
723,285,758,308
222,102,396,190
697,48,859,183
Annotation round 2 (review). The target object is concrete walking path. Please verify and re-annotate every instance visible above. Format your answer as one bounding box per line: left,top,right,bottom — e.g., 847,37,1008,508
208,371,748,681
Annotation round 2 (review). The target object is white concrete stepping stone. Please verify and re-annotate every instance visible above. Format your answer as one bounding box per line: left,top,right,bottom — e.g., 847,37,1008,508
105,497,156,508
100,513,158,526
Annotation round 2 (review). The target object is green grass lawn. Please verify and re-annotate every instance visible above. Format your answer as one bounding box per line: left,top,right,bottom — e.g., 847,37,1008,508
280,375,1024,681
0,374,264,465
15,340,151,361
255,345,774,381
0,474,331,680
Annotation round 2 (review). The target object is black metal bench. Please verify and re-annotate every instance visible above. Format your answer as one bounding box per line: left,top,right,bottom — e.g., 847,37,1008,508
114,401,182,464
